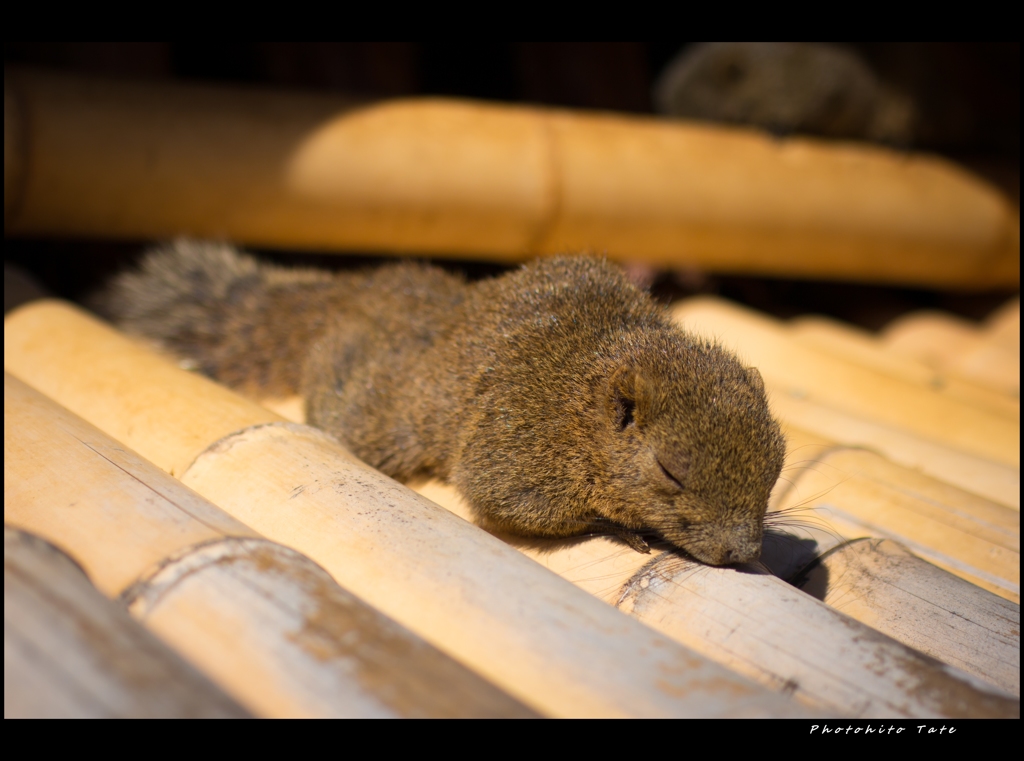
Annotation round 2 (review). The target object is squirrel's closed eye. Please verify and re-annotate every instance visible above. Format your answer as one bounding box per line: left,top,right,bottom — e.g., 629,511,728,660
657,459,686,489
615,394,636,431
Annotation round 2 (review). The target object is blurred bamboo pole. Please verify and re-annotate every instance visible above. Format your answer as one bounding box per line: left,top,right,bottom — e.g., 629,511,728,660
4,67,1018,288
882,301,1020,398
788,314,1019,419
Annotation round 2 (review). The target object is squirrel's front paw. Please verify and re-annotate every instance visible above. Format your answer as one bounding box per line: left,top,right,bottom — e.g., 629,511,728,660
611,528,651,554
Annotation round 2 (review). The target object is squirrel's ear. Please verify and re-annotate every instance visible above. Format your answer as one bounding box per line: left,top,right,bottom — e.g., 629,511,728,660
608,364,639,431
745,366,765,394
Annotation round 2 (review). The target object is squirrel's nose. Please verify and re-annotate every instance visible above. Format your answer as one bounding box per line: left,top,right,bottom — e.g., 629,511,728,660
693,529,762,565
720,543,761,565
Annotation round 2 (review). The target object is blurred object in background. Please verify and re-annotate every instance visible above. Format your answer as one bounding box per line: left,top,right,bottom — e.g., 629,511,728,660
653,42,914,145
652,42,1020,205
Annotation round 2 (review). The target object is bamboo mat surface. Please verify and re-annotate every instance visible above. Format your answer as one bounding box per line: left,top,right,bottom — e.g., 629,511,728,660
6,292,1018,717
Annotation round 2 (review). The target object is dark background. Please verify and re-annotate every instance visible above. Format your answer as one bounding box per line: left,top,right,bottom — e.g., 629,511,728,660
4,42,1020,327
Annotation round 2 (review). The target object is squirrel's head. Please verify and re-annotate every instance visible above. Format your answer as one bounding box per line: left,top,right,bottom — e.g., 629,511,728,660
598,331,786,565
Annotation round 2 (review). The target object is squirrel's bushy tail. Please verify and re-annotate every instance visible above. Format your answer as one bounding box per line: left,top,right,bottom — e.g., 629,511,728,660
92,240,261,340
91,239,333,396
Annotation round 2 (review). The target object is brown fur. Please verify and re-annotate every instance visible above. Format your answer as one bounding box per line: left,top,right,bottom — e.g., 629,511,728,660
93,241,786,565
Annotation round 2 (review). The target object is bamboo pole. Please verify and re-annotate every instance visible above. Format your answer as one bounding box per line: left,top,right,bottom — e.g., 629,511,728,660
4,302,801,718
882,308,1020,399
794,538,1019,696
769,442,1019,601
4,301,282,475
4,527,251,719
671,297,1020,510
985,298,1020,356
771,392,1019,511
4,67,1018,288
788,315,1019,420
4,372,536,718
414,479,1019,716
4,370,266,596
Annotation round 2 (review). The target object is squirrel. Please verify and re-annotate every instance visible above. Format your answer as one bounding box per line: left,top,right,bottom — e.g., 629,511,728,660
654,42,915,146
92,240,786,565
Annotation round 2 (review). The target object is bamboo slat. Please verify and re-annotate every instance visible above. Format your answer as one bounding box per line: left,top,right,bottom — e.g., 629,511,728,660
3,301,278,478
4,527,250,719
4,301,802,718
121,537,537,718
882,309,1020,399
4,67,1018,288
771,393,1018,510
795,538,1019,696
4,370,263,597
770,443,1019,601
789,315,1019,419
4,373,536,718
985,298,1020,356
413,481,1018,717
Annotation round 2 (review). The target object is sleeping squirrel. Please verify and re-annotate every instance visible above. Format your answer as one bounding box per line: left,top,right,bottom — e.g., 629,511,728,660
94,240,786,565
